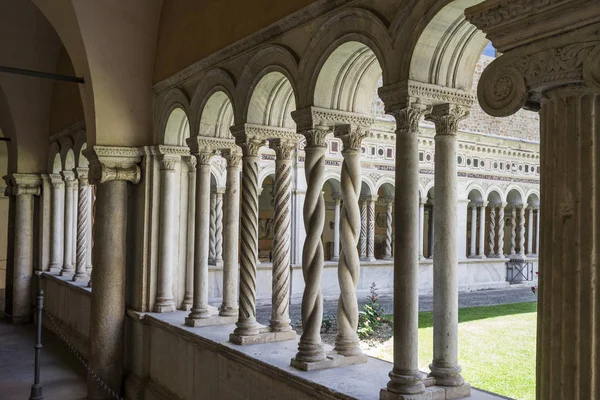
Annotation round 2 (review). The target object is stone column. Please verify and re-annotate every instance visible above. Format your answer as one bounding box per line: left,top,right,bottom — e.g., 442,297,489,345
182,156,196,311
4,174,41,323
418,200,425,260
377,100,429,397
366,196,377,261
269,138,297,333
497,203,506,258
229,133,265,339
49,174,65,273
220,149,241,316
86,185,93,275
60,171,76,276
154,153,179,312
468,204,477,257
427,205,434,259
185,145,215,325
214,189,224,267
72,179,78,268
331,195,341,261
488,206,496,257
509,206,517,257
73,168,91,282
478,202,487,258
333,124,368,357
535,208,540,255
359,198,368,260
39,174,51,271
209,191,217,265
518,206,526,258
294,128,329,363
526,206,535,256
465,6,600,397
383,197,393,260
426,103,469,387
85,146,141,400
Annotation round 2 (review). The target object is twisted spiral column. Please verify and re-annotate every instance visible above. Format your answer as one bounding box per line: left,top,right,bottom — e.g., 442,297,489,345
209,191,217,264
73,169,90,282
510,207,517,256
295,128,329,363
332,197,341,260
214,189,224,265
232,137,265,337
367,197,377,261
183,156,196,310
333,125,367,356
497,204,506,257
269,139,296,332
518,206,526,257
359,199,367,259
384,198,393,260
489,207,496,257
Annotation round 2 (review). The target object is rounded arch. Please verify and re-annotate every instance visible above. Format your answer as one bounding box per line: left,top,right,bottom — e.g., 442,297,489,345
156,88,191,145
77,143,89,168
245,71,297,129
424,181,435,197
376,181,395,198
64,148,76,171
360,179,376,197
258,164,276,188
47,142,61,173
505,185,526,205
526,192,540,208
324,177,342,196
323,169,342,189
465,182,486,201
209,164,226,189
190,68,237,136
298,9,393,109
59,136,75,169
197,91,234,139
486,188,503,205
163,108,190,146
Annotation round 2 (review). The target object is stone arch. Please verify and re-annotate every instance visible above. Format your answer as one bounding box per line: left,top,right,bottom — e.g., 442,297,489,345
527,192,540,208
59,136,75,170
324,178,342,196
209,164,226,189
48,142,62,173
505,185,526,205
197,91,235,139
525,188,540,205
72,127,88,168
298,8,393,109
163,108,190,146
77,143,89,168
189,68,237,137
258,164,276,188
360,176,376,197
323,169,342,189
64,148,76,171
156,88,191,145
485,185,505,203
375,176,395,195
424,180,435,197
486,189,503,206
467,187,484,203
377,182,395,198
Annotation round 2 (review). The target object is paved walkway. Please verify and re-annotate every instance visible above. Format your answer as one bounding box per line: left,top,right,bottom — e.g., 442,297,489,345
0,318,87,400
257,285,536,327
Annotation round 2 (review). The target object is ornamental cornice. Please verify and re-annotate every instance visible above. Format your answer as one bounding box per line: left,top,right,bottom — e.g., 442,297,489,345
157,145,190,156
379,81,475,111
49,174,64,187
237,123,300,142
83,146,143,185
291,107,373,133
187,136,236,154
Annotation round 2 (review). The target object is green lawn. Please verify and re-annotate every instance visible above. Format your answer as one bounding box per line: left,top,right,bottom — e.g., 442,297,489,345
362,302,537,400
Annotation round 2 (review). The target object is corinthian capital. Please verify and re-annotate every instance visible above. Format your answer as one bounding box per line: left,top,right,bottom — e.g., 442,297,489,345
159,154,180,171
425,104,470,136
333,124,368,153
269,138,297,161
84,146,142,185
221,149,242,168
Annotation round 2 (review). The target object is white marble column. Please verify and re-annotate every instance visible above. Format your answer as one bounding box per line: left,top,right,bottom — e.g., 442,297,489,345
71,179,78,268
468,204,477,257
185,146,215,325
154,154,179,312
39,174,51,272
377,101,429,397
535,208,540,255
73,168,91,282
418,201,425,260
488,206,497,257
478,202,487,258
86,185,93,276
214,189,224,267
209,191,217,264
526,207,534,256
85,146,141,400
60,171,76,276
220,149,241,316
269,139,297,333
497,203,506,258
509,206,517,257
426,103,469,388
49,174,65,273
383,198,393,260
518,206,526,258
331,195,341,261
366,196,377,261
183,156,196,311
427,206,434,259
359,198,368,260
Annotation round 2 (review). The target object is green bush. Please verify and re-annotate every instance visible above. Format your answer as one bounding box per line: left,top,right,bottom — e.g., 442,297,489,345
357,282,388,339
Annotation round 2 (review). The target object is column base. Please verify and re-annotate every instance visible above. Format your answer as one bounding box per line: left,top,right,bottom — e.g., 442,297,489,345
219,306,238,317
59,268,74,277
181,302,192,312
290,351,368,371
153,302,177,313
330,256,339,262
360,257,377,262
380,384,470,400
383,256,393,261
526,253,537,258
48,266,61,274
467,255,484,259
185,314,237,327
72,273,89,282
230,326,297,345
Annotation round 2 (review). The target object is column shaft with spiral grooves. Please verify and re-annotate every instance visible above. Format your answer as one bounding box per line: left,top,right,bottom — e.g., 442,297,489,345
209,192,217,263
367,197,377,260
333,125,367,356
497,204,506,257
489,207,496,257
359,199,367,259
384,199,393,259
214,190,224,265
295,129,329,363
73,169,90,282
269,139,296,332
510,207,517,256
518,206,526,257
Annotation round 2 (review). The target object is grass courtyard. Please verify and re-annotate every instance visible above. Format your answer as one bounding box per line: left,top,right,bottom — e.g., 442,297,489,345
362,302,537,400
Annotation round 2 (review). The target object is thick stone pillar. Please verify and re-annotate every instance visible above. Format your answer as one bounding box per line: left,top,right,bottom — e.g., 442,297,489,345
466,5,600,397
49,174,65,273
3,174,41,323
220,149,241,316
418,200,425,260
488,206,496,257
478,203,487,258
269,138,297,333
383,198,394,260
229,132,265,340
497,203,506,258
154,153,179,312
73,168,91,282
85,146,141,400
331,195,341,261
468,204,477,257
509,206,517,257
185,146,215,325
426,103,469,388
366,196,377,261
359,198,368,260
518,206,526,258
214,189,224,267
376,99,429,397
60,172,76,276
183,156,196,311
526,207,535,256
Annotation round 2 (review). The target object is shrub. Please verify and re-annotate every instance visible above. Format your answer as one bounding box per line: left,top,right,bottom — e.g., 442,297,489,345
357,282,388,339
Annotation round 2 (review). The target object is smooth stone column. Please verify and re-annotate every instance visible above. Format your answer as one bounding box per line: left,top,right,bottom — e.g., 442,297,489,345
220,150,241,316
488,206,497,257
293,128,329,364
468,204,477,257
359,198,368,260
426,103,469,387
269,139,296,333
526,206,534,256
366,196,377,261
85,146,141,400
518,206,526,258
418,201,425,260
230,135,265,339
214,189,224,267
185,149,215,325
73,168,91,282
39,174,51,271
509,206,517,257
497,203,506,258
183,156,196,311
378,102,428,397
383,198,393,260
478,203,487,258
60,172,76,276
49,174,65,273
209,191,217,265
535,208,540,255
86,184,93,276
154,154,179,312
71,180,78,268
427,206,434,259
331,195,341,261
4,174,41,323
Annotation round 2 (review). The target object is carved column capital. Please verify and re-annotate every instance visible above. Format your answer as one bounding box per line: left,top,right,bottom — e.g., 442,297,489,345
269,138,297,161
158,154,180,171
84,146,142,185
182,155,197,170
76,168,89,186
333,124,369,153
7,173,42,196
49,174,64,188
222,149,243,168
425,104,470,136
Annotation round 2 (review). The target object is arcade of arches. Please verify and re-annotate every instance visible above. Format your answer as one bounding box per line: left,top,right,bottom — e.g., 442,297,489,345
0,1,597,399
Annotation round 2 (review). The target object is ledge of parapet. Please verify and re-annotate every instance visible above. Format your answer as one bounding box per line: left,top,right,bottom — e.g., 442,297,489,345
152,0,356,94
41,272,91,296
